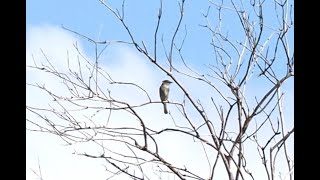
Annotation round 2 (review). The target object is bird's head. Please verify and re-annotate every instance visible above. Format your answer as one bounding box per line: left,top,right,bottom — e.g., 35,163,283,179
162,80,172,83
162,80,172,87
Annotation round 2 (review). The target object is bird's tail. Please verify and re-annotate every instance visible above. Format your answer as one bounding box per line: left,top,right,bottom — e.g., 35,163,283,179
163,103,168,114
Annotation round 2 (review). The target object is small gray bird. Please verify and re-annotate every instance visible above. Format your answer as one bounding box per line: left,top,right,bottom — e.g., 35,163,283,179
159,80,173,114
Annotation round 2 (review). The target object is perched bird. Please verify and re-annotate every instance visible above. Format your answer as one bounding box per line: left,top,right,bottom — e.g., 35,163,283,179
159,80,173,114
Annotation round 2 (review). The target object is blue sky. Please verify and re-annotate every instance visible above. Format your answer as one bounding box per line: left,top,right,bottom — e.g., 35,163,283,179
27,0,213,64
27,0,293,70
27,0,294,179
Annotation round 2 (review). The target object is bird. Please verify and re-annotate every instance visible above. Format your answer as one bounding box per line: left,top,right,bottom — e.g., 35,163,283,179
159,80,173,114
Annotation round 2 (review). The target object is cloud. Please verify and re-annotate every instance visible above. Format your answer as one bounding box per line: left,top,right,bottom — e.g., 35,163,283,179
26,24,105,180
26,24,293,180
26,24,205,180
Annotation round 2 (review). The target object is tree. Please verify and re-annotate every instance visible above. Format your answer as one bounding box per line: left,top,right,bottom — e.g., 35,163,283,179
26,0,294,179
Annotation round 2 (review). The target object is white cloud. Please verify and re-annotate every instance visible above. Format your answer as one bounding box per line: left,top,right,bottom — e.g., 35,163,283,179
26,24,196,180
26,24,293,180
26,25,106,180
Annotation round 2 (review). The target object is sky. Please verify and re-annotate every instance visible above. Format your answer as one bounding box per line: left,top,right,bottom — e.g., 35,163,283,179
26,0,294,180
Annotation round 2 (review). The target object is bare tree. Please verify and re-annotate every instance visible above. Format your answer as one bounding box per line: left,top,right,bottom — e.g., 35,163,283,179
27,0,294,180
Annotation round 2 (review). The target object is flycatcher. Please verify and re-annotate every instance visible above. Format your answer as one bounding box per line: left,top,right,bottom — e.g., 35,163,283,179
159,80,173,114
